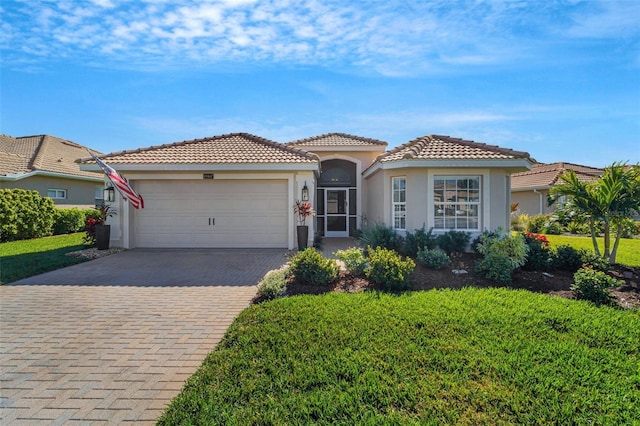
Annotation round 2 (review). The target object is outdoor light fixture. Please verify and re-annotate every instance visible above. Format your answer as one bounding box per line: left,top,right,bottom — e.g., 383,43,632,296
301,182,309,201
103,186,115,202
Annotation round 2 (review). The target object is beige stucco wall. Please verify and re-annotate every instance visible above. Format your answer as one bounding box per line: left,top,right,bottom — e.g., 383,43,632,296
1,175,102,208
511,189,552,216
364,167,515,238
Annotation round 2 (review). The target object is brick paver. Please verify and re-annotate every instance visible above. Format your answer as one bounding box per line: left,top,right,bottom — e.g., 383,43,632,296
1,249,288,424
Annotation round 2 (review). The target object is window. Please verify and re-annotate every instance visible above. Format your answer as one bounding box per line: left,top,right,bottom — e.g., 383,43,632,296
392,177,406,230
95,186,104,207
434,176,480,231
47,189,67,199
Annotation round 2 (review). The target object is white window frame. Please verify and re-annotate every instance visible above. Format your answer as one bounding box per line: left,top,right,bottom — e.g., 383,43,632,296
433,176,481,231
392,176,406,231
47,189,67,199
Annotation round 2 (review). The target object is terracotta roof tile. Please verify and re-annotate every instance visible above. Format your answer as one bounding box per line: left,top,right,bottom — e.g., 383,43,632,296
0,134,101,178
377,134,531,162
511,162,603,190
93,133,318,164
287,132,388,147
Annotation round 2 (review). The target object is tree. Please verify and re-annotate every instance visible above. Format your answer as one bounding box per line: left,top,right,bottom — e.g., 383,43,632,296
549,163,640,264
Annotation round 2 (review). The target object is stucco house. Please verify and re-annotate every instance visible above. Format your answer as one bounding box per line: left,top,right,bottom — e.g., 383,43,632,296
511,162,603,216
81,132,533,250
0,134,104,208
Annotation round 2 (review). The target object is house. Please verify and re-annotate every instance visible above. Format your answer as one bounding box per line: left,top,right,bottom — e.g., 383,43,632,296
511,162,603,216
0,134,105,208
81,132,533,250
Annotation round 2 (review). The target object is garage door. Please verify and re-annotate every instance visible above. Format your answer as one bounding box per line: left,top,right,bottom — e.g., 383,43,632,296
134,180,288,248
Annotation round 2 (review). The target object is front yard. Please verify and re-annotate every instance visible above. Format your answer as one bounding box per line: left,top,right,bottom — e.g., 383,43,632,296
0,232,88,284
159,288,640,425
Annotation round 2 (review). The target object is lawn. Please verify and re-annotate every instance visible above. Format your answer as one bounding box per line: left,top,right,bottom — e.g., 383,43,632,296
545,234,640,267
159,288,640,425
0,233,89,284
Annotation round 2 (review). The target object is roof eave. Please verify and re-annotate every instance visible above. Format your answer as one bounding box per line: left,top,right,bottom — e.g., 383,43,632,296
363,158,533,178
291,145,387,152
81,162,320,172
0,170,104,182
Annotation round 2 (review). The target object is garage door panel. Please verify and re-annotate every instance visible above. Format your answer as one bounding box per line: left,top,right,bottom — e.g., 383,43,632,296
134,180,288,248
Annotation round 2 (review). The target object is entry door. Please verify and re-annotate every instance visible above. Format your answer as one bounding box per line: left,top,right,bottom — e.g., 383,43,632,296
325,189,348,237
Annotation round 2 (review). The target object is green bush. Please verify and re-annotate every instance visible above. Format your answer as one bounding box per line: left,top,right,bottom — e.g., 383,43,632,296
401,225,436,257
522,232,553,271
614,217,640,238
436,230,471,255
582,253,611,272
365,246,415,290
475,253,517,283
334,247,367,276
257,267,288,300
526,214,549,234
416,248,450,269
475,233,528,283
289,248,339,286
472,229,502,253
52,208,87,235
545,220,563,235
359,223,399,251
0,189,56,242
571,268,621,306
553,245,589,272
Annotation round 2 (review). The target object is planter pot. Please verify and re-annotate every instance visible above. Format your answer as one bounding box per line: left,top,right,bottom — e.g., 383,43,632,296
95,224,111,250
297,225,309,250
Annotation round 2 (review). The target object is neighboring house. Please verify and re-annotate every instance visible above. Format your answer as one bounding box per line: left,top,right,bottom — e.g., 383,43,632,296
81,132,533,250
0,134,105,208
511,162,603,216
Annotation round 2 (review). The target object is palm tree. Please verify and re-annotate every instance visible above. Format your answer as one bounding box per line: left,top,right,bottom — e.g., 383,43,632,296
550,163,640,264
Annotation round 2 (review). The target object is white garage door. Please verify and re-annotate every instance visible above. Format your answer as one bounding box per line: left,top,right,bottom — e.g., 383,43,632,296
134,179,288,248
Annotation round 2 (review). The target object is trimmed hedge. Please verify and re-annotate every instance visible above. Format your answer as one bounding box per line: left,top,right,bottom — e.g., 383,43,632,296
0,189,57,242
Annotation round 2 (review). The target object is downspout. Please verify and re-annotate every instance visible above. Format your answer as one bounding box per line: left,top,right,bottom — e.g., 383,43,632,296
533,189,544,215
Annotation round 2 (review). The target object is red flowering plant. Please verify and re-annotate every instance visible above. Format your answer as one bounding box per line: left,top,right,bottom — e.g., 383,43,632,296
522,232,552,271
294,200,315,226
83,204,117,246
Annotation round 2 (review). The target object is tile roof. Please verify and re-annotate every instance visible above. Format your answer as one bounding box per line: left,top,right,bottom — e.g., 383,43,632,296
0,134,102,179
511,162,603,190
377,134,531,162
287,132,388,147
93,133,318,164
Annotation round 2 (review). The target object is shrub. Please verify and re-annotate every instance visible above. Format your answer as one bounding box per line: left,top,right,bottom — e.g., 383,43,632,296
522,232,553,271
544,220,563,235
571,268,621,306
526,214,549,234
289,248,339,286
614,217,640,238
436,230,471,255
511,212,529,232
582,253,611,272
365,246,415,290
257,267,288,300
0,189,56,242
417,248,450,270
359,223,400,251
334,247,367,276
52,208,87,235
401,225,436,257
475,233,528,283
472,229,502,253
553,245,589,272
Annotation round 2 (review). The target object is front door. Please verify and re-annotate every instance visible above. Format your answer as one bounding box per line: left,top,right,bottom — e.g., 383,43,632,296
325,188,349,237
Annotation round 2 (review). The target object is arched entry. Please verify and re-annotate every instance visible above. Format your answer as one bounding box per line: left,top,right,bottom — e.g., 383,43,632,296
316,159,357,237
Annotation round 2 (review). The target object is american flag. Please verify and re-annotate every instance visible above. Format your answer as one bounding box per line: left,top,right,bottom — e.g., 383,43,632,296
90,152,144,209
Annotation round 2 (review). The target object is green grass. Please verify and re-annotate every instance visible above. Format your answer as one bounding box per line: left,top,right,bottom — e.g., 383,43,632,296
545,234,640,267
0,233,89,284
159,289,640,425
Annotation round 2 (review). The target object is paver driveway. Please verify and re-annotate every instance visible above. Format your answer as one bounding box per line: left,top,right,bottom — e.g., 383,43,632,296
0,249,288,425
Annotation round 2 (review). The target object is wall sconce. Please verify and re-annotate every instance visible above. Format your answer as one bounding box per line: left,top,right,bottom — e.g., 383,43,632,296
301,182,309,201
103,186,115,202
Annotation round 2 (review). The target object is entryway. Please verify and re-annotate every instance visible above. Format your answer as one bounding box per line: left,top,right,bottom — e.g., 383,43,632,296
316,159,358,238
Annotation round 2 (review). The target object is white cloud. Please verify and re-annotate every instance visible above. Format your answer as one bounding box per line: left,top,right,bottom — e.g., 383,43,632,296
2,0,638,74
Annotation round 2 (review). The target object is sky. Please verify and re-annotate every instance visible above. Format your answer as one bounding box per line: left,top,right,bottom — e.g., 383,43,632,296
1,0,639,168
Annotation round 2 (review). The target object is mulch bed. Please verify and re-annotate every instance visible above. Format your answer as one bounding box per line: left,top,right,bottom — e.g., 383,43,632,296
283,253,640,310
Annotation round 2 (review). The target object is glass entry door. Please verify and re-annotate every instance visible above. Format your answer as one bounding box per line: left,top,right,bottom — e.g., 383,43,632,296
325,189,348,237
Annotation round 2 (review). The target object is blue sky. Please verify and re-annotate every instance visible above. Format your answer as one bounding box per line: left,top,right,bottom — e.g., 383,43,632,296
1,0,639,167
